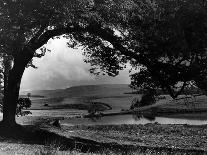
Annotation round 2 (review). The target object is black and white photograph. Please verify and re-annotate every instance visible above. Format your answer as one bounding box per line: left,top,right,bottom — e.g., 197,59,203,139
0,0,207,154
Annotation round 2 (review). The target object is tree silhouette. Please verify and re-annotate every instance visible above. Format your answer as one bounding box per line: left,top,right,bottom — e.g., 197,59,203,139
80,0,207,99
0,0,147,126
1,0,207,127
129,0,207,98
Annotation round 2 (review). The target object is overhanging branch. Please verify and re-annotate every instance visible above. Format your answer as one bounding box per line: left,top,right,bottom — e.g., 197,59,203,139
31,24,151,67
28,23,189,98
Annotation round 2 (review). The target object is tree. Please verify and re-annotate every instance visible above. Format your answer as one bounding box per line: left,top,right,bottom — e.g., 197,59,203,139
80,0,207,99
0,0,65,126
0,0,148,126
0,0,84,125
1,0,207,127
128,0,207,98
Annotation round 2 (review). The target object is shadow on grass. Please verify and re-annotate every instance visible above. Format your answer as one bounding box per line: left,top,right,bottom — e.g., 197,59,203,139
0,123,205,154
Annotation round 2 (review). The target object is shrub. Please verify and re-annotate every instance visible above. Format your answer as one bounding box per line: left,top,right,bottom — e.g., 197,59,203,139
130,89,156,109
16,97,32,116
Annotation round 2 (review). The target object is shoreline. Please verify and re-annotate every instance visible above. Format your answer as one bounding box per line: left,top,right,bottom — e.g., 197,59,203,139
37,116,207,152
0,111,205,154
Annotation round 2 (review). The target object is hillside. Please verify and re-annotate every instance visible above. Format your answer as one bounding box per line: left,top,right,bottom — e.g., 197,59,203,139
20,84,135,112
21,84,132,98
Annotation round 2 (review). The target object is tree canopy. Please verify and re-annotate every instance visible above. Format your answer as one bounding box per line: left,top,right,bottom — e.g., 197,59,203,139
1,0,207,125
76,0,207,98
130,0,207,98
1,0,148,125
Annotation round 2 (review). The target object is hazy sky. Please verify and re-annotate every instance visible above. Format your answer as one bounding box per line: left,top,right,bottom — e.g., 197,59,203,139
20,38,130,91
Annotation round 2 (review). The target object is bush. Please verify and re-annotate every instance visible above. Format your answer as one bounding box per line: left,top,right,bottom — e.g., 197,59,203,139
130,89,156,109
18,98,31,109
16,98,32,116
140,89,156,106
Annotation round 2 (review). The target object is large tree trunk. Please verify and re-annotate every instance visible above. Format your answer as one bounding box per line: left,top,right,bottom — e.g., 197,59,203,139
2,64,25,126
2,48,33,126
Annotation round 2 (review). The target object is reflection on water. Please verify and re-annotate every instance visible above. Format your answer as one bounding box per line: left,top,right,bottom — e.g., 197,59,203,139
28,109,207,126
28,109,87,117
155,117,207,125
61,114,207,126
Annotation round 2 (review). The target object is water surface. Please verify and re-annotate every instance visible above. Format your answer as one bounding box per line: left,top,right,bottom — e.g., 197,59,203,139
61,114,207,126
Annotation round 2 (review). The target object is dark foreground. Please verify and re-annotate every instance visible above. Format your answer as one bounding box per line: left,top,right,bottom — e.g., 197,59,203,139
0,116,206,154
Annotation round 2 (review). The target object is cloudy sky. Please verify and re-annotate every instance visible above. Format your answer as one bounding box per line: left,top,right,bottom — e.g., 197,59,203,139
20,38,130,91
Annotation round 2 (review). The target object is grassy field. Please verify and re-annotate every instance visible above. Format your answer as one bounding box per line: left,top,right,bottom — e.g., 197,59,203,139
21,84,136,113
20,84,207,119
0,115,206,155
12,84,207,154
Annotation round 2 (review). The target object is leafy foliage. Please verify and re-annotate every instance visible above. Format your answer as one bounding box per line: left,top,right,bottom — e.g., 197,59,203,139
1,0,207,123
18,98,31,109
130,68,160,90
16,97,32,116
130,89,156,109
64,0,207,99
125,0,207,98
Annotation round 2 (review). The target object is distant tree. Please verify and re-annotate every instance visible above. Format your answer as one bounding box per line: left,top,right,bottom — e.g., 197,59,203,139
130,88,156,109
27,93,31,98
16,98,31,116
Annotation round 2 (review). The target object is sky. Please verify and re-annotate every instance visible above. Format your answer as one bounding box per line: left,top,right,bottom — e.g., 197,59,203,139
20,38,131,91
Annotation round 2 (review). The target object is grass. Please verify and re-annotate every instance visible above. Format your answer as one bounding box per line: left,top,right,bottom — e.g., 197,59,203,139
0,120,206,155
34,148,206,155
22,85,207,113
23,143,207,155
16,85,207,154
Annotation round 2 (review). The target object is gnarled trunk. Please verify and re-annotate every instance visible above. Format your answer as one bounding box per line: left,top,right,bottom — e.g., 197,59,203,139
2,48,33,126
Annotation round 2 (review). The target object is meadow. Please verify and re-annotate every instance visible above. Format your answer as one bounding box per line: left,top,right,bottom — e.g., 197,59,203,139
21,84,207,120
2,84,205,154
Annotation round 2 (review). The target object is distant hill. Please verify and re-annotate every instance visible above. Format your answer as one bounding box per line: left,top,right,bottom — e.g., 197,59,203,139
20,84,133,111
20,84,132,98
